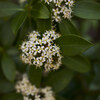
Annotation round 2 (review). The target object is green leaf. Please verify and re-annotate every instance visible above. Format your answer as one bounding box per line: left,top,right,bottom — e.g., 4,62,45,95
56,34,93,56
62,55,91,73
32,3,50,19
18,18,37,41
73,1,100,19
0,21,15,47
0,79,14,93
59,19,80,35
1,54,16,81
0,93,23,100
36,19,51,33
11,12,27,34
56,95,67,100
0,1,24,17
44,68,74,93
28,65,42,87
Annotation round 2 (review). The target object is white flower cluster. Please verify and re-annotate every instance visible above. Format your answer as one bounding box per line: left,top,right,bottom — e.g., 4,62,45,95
21,30,62,71
15,74,55,100
44,0,74,22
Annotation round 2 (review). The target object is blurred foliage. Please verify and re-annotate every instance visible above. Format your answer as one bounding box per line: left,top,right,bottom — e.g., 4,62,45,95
0,0,100,100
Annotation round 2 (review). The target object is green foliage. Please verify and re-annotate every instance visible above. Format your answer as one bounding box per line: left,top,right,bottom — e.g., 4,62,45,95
62,55,91,73
56,34,93,56
55,95,66,100
73,1,100,19
59,19,80,35
44,68,74,93
36,19,51,33
0,2,23,17
0,79,14,93
1,54,16,82
0,0,99,100
11,12,27,34
31,3,50,19
28,65,42,87
0,21,15,47
0,93,23,100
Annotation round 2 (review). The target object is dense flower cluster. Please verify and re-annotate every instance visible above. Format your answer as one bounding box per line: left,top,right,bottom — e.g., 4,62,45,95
21,30,62,71
44,0,74,22
15,74,55,100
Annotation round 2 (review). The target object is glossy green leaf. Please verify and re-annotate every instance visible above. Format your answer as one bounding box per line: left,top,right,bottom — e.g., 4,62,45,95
73,1,100,19
0,93,23,100
1,54,16,81
59,19,80,35
62,55,91,73
11,12,26,34
0,79,14,93
44,68,74,93
56,34,93,56
0,2,24,17
18,18,37,41
28,65,42,87
32,3,50,19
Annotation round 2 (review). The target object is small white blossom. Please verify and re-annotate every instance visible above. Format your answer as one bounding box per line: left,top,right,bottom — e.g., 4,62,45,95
53,8,60,16
65,0,74,7
52,15,61,22
43,0,74,22
15,74,55,100
20,30,62,71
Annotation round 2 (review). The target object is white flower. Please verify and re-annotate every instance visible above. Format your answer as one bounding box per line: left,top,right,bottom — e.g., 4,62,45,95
65,0,74,7
15,74,55,100
35,95,41,100
44,0,74,22
52,15,61,22
61,6,72,19
53,8,60,16
20,30,62,71
45,0,52,4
